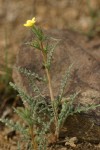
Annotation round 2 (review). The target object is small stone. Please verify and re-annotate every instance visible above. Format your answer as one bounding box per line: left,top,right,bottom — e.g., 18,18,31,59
65,137,78,147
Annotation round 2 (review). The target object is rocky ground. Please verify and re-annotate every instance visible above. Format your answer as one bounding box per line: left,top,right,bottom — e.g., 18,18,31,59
0,0,100,150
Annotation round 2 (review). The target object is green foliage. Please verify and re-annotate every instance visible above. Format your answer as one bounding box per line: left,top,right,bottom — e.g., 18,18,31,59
0,29,12,85
58,93,78,130
0,118,28,136
0,18,100,150
9,81,54,149
47,38,60,69
58,64,73,101
15,66,45,82
74,103,100,113
0,29,17,98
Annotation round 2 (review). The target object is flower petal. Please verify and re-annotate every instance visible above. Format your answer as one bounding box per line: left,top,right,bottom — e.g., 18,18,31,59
23,17,36,27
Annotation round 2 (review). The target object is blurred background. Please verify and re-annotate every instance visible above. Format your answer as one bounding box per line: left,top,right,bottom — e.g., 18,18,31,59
0,1,100,148
0,0,100,65
0,0,100,111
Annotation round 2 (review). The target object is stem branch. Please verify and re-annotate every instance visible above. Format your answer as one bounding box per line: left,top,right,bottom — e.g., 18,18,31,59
40,41,59,139
30,126,37,150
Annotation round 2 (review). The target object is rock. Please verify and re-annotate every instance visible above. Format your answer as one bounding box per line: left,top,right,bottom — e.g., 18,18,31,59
13,29,100,143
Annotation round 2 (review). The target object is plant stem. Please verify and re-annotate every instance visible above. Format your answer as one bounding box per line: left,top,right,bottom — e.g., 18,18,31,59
30,126,38,150
40,41,59,139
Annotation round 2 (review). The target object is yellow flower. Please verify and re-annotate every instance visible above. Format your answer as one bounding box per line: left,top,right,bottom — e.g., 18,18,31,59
24,17,36,27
